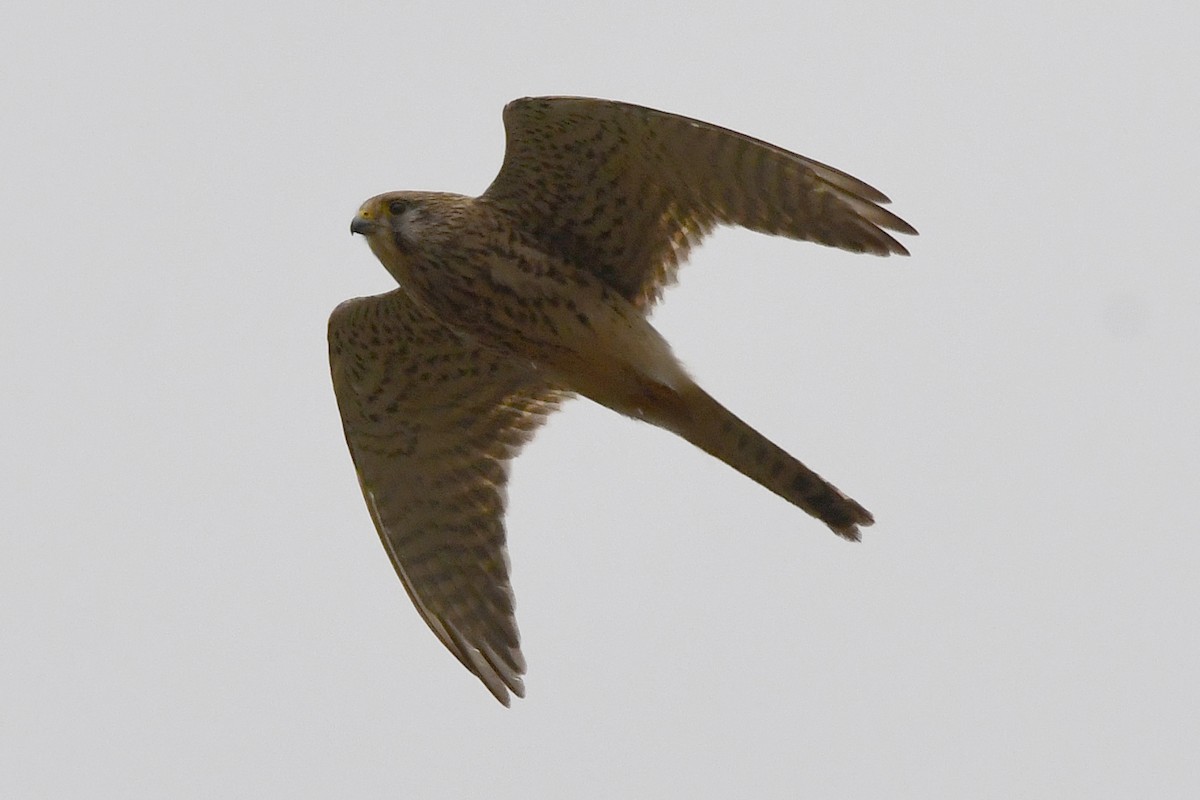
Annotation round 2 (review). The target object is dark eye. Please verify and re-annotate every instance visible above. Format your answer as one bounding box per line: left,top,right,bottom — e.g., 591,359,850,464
388,199,408,215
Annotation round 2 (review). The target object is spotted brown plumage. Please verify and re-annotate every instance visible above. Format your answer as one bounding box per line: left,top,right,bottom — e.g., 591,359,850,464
332,96,916,705
329,291,564,703
484,97,915,308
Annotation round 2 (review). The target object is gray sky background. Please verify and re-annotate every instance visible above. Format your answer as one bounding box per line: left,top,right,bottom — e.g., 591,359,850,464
4,1,1197,797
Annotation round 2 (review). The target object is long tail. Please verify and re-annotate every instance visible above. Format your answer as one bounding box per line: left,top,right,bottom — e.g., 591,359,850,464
642,379,874,540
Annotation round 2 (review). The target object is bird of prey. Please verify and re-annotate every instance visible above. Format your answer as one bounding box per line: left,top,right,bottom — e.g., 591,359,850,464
330,96,916,705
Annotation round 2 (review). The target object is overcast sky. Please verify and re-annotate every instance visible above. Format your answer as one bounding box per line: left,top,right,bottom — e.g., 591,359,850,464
4,1,1197,797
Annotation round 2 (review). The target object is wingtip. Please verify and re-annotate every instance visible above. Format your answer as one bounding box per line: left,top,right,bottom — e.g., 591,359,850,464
483,673,522,707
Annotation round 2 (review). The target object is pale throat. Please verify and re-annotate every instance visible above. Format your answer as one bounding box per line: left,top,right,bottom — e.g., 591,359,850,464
368,234,416,288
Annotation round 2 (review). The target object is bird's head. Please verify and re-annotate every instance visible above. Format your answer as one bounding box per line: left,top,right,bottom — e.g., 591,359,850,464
351,191,471,279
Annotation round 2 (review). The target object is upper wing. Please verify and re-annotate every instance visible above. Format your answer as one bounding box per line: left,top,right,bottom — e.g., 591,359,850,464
481,96,917,308
328,290,566,705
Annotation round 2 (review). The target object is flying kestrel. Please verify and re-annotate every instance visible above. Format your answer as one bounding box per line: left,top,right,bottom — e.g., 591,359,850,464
330,96,915,705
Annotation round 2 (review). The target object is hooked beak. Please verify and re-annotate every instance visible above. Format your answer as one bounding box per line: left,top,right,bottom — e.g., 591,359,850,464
350,215,380,236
